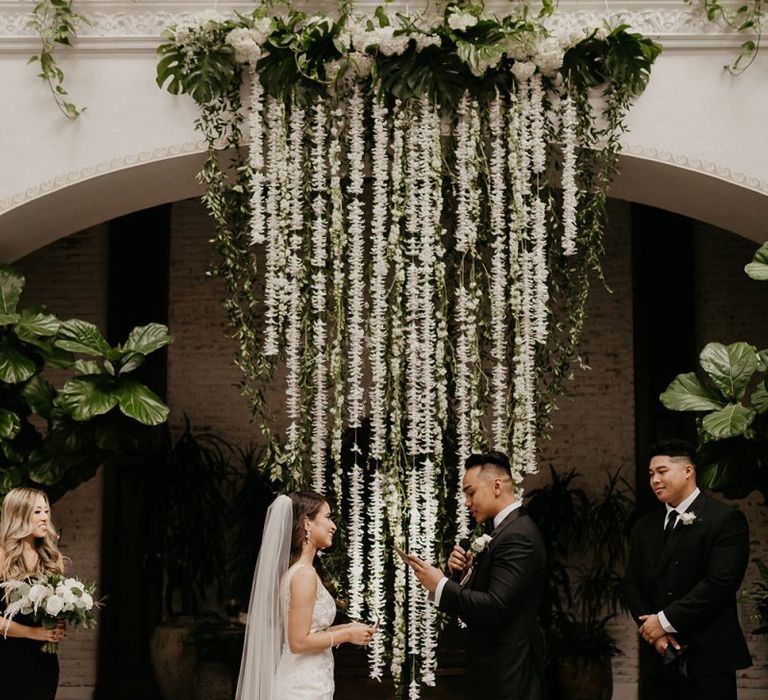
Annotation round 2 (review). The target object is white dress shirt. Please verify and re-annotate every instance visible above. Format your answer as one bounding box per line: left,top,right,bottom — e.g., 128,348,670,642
658,487,700,633
433,499,524,607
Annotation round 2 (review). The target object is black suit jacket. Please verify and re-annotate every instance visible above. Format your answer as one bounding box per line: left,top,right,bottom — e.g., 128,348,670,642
438,507,547,700
624,491,752,678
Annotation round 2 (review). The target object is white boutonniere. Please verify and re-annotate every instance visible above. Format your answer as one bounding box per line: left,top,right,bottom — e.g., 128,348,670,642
679,511,697,526
471,534,492,555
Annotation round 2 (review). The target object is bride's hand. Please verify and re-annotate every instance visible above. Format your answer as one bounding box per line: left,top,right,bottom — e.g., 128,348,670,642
346,622,374,647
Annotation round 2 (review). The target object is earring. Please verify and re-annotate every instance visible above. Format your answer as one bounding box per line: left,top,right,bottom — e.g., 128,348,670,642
305,524,312,544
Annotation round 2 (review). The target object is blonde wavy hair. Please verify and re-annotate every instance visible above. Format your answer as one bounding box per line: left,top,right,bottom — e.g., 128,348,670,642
0,487,65,581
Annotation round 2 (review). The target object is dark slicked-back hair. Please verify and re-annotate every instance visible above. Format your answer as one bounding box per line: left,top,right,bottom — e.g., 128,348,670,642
648,438,696,465
465,451,513,477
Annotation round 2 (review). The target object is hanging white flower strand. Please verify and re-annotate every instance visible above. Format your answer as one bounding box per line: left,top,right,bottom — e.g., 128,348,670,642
488,92,510,454
346,84,368,622
284,100,306,460
246,66,265,245
346,83,367,431
453,93,481,537
529,72,546,175
309,97,328,493
369,96,390,461
347,439,366,621
327,104,347,500
417,98,441,687
560,88,579,256
509,82,537,481
367,94,390,679
262,96,288,356
367,469,387,679
387,100,408,690
404,103,424,459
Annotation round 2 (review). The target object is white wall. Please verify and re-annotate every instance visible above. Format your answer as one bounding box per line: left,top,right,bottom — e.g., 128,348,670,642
2,0,768,259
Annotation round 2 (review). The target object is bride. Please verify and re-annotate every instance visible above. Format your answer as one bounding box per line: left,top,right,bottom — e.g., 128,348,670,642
235,492,374,699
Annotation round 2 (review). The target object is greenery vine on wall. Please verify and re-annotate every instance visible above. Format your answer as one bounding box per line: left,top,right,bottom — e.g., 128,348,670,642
29,0,87,118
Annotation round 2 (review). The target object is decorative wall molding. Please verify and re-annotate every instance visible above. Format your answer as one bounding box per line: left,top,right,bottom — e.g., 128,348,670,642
0,140,206,213
4,137,767,218
0,1,750,48
621,143,768,195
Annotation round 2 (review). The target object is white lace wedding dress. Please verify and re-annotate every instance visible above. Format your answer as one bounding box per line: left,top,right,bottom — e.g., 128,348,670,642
273,563,337,699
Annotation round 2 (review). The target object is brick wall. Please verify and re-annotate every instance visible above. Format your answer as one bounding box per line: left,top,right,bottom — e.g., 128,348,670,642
18,225,109,697
166,199,258,446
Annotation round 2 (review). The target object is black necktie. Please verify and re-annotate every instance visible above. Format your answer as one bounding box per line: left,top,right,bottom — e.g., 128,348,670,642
664,510,679,542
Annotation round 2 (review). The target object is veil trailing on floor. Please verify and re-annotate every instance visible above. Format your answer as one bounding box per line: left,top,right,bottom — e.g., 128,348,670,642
235,494,293,700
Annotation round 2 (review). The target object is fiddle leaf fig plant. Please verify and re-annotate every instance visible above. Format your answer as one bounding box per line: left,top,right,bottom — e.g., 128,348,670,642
0,264,172,499
660,243,768,500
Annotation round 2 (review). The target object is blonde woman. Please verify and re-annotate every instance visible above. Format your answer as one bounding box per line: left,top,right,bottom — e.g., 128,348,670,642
0,487,67,700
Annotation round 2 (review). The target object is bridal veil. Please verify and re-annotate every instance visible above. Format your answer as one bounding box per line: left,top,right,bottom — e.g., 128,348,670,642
235,494,293,700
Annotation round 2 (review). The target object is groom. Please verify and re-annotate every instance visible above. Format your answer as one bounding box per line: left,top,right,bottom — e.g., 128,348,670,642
410,451,547,699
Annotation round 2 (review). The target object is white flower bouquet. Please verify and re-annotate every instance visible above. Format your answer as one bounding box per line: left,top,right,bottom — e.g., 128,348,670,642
1,573,100,653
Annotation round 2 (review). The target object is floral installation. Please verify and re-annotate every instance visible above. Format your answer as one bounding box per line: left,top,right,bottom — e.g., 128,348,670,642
1,574,100,653
156,1,660,694
679,511,698,526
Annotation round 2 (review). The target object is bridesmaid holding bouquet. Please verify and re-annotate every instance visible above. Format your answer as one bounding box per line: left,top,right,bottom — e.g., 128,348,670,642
0,487,67,700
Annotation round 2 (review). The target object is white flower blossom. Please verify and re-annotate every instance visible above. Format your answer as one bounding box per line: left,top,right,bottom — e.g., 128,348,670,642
448,12,479,32
471,533,492,554
511,60,537,82
533,37,564,76
225,28,262,64
45,594,64,617
413,33,441,52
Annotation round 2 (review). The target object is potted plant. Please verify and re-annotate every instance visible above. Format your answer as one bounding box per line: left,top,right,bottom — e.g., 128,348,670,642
527,467,634,700
147,427,278,700
145,421,236,700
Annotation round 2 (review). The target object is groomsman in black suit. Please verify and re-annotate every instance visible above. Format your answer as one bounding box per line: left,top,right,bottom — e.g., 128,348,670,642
409,451,547,699
624,439,752,700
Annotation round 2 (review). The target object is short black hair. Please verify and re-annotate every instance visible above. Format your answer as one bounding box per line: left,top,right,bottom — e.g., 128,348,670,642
648,439,696,465
464,451,512,476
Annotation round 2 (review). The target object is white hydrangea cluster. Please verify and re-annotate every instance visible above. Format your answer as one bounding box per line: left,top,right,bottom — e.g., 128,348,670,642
225,17,272,64
533,37,564,75
226,28,262,64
